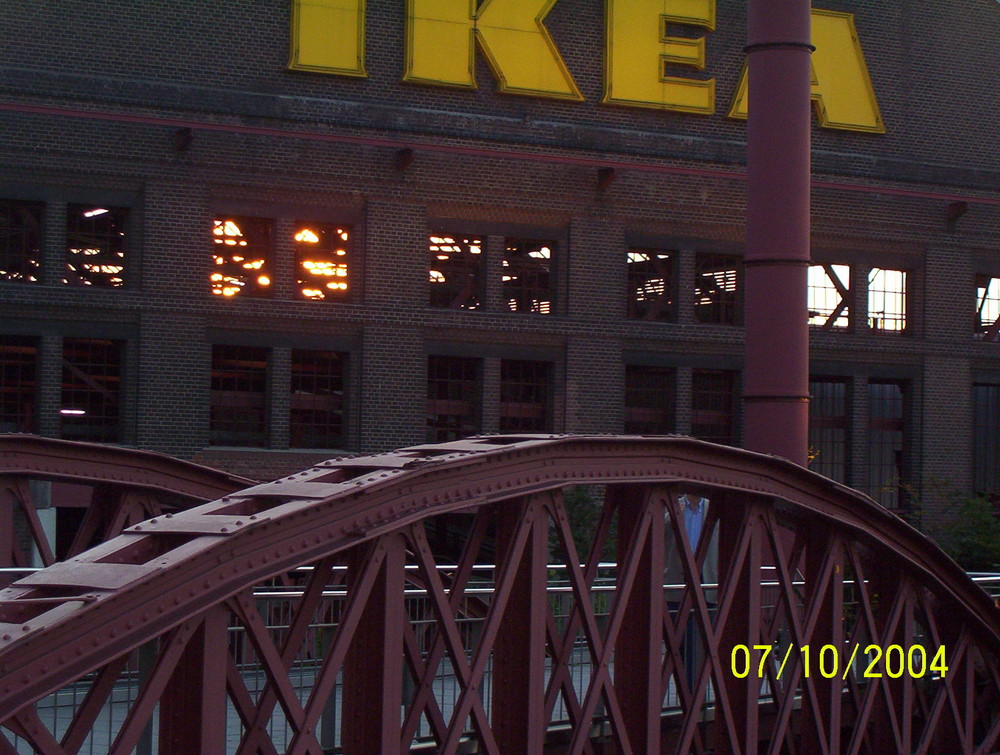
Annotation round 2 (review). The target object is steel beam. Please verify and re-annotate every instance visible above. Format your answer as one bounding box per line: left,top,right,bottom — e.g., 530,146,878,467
492,496,548,754
342,534,406,754
159,606,228,755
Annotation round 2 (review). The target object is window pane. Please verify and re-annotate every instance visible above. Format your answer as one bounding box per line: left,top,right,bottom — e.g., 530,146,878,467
809,378,848,483
868,268,907,332
691,369,735,444
624,365,674,434
868,381,905,508
211,345,268,447
504,239,553,314
211,216,273,298
427,355,479,441
694,253,740,324
0,335,37,433
291,350,346,448
61,338,122,443
627,249,675,321
500,360,551,432
0,199,43,283
974,384,1000,497
975,275,1000,341
429,235,483,310
296,223,350,300
65,205,128,288
807,264,850,328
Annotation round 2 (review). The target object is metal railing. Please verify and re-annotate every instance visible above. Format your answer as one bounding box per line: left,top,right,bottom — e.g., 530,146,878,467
4,566,996,753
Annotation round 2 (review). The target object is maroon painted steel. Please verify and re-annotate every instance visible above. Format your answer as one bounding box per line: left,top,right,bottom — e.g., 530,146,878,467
0,434,254,568
742,0,812,464
0,435,999,754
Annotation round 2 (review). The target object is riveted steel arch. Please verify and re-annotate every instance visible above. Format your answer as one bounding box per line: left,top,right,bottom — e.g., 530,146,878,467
1,435,999,754
0,434,254,571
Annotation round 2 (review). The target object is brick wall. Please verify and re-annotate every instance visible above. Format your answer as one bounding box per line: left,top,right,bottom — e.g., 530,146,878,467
0,0,997,521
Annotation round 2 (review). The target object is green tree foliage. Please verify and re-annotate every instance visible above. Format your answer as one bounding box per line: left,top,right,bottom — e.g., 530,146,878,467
908,479,1000,572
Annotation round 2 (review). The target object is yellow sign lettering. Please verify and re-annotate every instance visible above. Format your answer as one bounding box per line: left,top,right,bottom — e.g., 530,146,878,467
288,0,366,77
403,0,582,100
603,0,716,115
727,9,885,133
288,3,884,134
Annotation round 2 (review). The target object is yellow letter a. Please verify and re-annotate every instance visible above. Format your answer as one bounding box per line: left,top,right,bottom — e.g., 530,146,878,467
727,9,885,133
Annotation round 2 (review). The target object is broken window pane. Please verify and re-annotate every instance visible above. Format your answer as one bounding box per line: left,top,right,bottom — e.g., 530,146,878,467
694,253,740,325
290,349,346,448
500,359,551,432
427,355,480,441
61,338,122,443
504,239,554,314
868,380,906,509
210,345,268,447
975,275,1000,341
691,369,736,444
624,365,674,434
211,216,273,298
0,199,43,283
808,378,848,483
65,205,128,287
868,268,907,332
808,264,850,328
296,223,350,300
627,249,675,321
0,335,37,433
428,234,483,310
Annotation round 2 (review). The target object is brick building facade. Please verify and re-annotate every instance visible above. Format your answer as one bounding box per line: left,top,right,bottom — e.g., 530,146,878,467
1,1,998,524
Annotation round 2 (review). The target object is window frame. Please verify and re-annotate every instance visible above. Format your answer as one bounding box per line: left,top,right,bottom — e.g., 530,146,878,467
0,198,44,284
210,344,270,447
627,248,677,322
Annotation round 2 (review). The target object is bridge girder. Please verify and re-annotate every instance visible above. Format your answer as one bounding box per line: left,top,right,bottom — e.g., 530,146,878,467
0,435,998,754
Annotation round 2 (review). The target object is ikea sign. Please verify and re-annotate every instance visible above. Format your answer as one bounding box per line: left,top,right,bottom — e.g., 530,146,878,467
290,0,884,133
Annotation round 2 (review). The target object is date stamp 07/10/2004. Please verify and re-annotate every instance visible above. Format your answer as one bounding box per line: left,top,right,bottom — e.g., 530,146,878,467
729,644,948,681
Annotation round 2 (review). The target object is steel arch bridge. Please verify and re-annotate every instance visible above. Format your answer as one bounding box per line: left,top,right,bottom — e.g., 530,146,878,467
0,435,254,574
1,435,999,754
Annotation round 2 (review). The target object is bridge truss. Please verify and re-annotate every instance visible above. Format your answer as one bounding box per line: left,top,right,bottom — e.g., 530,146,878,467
0,435,998,754
0,435,253,573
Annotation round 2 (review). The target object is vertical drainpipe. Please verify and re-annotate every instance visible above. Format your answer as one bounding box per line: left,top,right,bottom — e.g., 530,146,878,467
742,0,813,465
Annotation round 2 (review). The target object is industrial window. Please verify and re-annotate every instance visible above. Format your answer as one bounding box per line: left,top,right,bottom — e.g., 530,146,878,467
694,253,740,325
290,350,346,448
0,199,43,283
868,381,905,509
211,216,273,298
426,355,480,442
691,369,736,444
499,359,551,433
975,275,1000,341
624,365,674,434
60,338,122,443
65,205,128,288
868,268,907,332
295,223,350,300
503,239,554,314
973,384,1000,497
428,234,483,310
210,345,268,447
627,249,675,321
808,378,848,483
807,264,850,329
0,335,37,433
